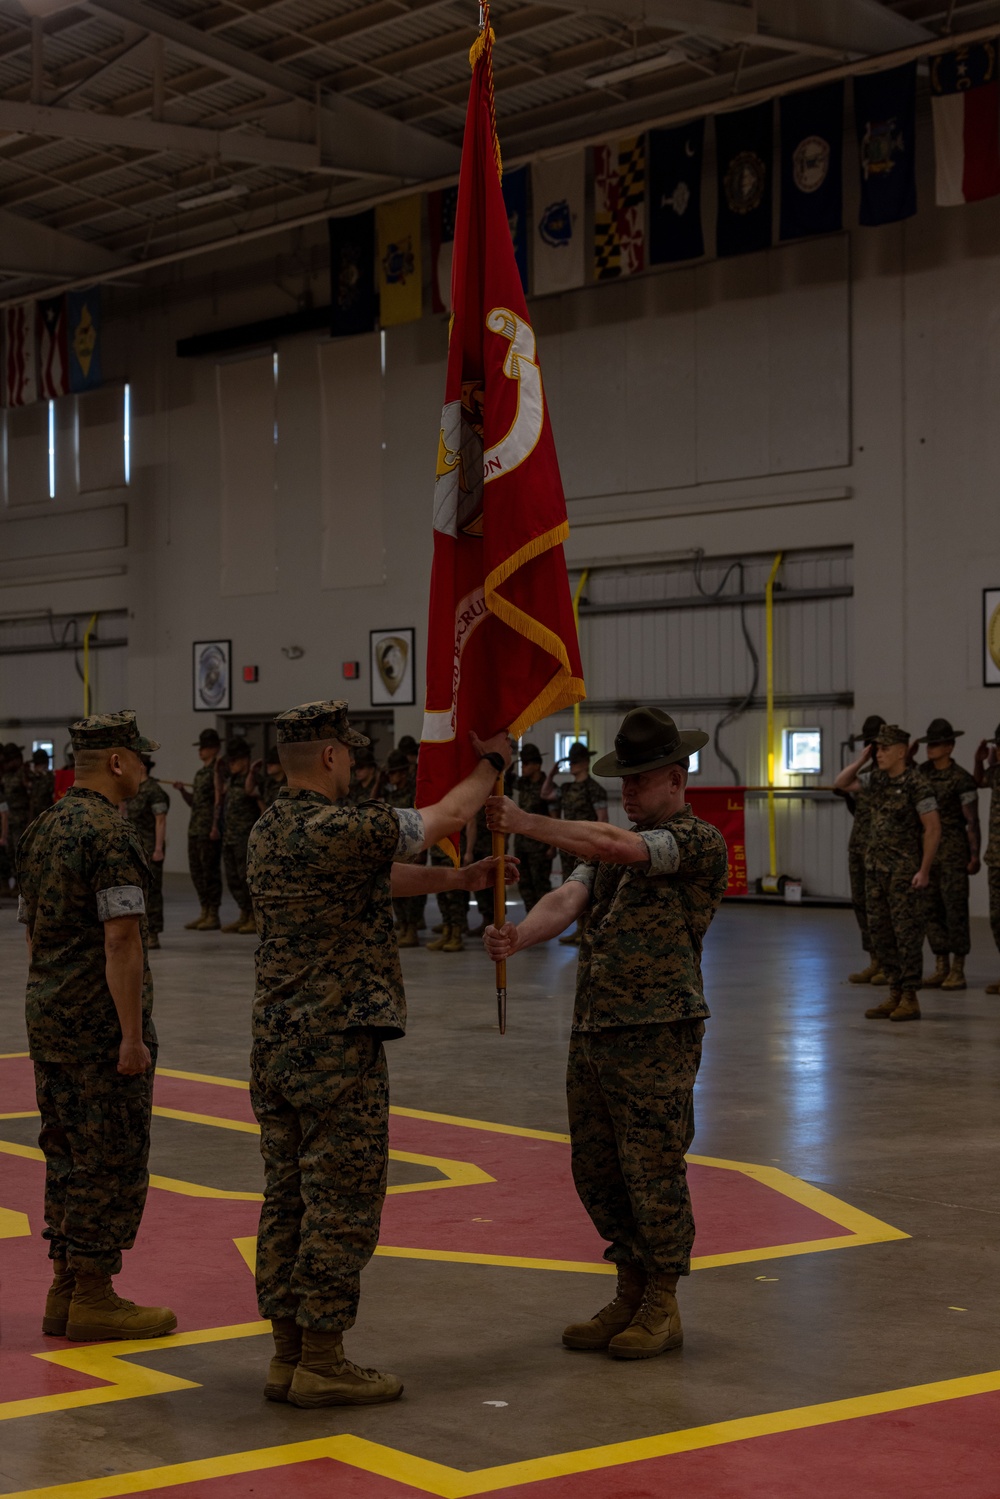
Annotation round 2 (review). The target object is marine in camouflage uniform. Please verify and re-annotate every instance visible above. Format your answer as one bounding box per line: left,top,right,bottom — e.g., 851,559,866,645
346,747,383,806
220,737,259,931
543,742,609,947
974,724,1000,993
916,718,979,992
861,725,940,1020
382,749,424,944
513,744,553,913
28,750,56,822
16,710,175,1342
469,806,495,927
1,742,30,893
176,728,223,929
485,708,727,1360
428,831,470,950
123,763,170,937
836,714,886,982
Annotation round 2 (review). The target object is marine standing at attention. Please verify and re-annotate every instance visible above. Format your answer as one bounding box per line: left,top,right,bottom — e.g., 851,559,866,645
1,741,30,894
914,717,979,993
974,723,1000,994
123,757,170,949
541,740,609,947
217,736,259,934
512,742,554,914
17,711,176,1343
28,748,56,822
246,701,514,1409
382,747,424,948
835,714,886,985
485,709,728,1360
171,727,223,932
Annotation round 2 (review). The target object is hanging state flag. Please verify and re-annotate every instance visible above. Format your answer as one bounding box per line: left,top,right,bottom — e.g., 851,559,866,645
648,119,705,264
931,42,1000,206
37,295,69,399
376,194,423,327
854,62,917,226
67,288,102,392
419,19,584,860
779,81,844,240
429,187,459,314
716,102,773,257
329,210,376,336
501,165,529,294
4,303,37,407
531,151,585,295
594,136,646,281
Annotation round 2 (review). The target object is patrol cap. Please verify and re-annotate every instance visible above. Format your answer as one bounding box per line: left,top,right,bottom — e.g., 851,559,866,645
274,700,369,748
386,749,409,772
519,742,544,763
593,708,707,778
919,716,963,745
69,710,160,755
874,724,910,748
567,741,592,764
194,728,221,749
225,737,252,759
858,714,886,743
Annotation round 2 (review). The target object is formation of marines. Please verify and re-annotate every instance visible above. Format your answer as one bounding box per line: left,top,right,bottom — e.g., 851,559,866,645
16,698,726,1408
835,714,999,1020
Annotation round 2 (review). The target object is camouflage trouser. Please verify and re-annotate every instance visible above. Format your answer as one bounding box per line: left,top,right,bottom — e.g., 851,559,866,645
223,837,251,914
34,1054,155,1273
146,859,164,934
989,865,1000,958
392,896,423,928
473,886,495,925
865,863,926,990
2,821,26,890
250,1031,389,1331
567,1020,704,1277
925,852,971,957
515,841,552,913
188,835,222,909
848,844,871,951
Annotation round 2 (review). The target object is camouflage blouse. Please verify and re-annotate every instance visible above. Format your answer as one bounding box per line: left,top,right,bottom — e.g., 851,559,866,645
187,761,217,838
222,770,261,845
555,774,608,823
124,777,170,855
16,786,154,1063
918,760,978,858
569,805,728,1031
863,767,938,872
246,788,424,1058
27,769,55,823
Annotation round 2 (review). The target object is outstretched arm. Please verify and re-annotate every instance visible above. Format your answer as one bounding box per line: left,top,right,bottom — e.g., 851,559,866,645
487,795,648,865
416,732,513,851
391,855,517,896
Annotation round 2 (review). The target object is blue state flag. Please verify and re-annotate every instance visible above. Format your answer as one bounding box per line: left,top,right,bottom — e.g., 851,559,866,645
716,102,773,257
502,165,529,293
780,81,844,240
648,119,705,264
854,62,917,225
68,287,102,392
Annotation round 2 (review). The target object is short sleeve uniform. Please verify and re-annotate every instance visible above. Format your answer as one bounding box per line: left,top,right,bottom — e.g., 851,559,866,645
920,761,977,862
864,767,938,872
16,787,154,1063
187,763,217,838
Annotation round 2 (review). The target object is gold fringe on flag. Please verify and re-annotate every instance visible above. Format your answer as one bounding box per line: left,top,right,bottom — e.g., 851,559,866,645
469,4,502,181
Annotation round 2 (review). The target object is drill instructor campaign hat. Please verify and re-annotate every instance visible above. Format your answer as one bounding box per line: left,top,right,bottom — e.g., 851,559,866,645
918,716,964,745
70,710,160,755
857,714,886,743
274,700,370,747
567,741,593,764
874,724,910,748
519,742,544,763
593,708,708,778
194,727,221,749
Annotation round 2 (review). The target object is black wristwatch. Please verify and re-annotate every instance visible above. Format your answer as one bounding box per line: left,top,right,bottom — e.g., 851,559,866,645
481,752,505,775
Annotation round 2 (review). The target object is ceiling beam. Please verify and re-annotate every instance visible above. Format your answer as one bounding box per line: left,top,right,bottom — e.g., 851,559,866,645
0,207,125,277
557,0,759,44
757,0,934,53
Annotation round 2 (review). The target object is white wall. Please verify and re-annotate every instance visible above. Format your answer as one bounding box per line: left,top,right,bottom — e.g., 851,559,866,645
1,98,998,908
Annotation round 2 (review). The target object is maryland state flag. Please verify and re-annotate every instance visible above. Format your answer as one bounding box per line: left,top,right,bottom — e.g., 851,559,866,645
418,18,584,858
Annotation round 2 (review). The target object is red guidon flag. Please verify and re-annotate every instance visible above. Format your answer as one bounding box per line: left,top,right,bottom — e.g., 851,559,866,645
417,18,584,859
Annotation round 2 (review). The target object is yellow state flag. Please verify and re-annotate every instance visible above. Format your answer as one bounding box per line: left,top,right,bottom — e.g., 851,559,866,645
376,194,423,327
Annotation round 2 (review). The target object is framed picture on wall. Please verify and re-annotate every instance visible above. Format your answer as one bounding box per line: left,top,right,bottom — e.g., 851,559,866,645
370,628,415,707
193,639,232,712
985,591,1000,687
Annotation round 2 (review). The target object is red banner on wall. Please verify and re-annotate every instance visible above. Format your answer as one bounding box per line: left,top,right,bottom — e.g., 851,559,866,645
687,788,747,896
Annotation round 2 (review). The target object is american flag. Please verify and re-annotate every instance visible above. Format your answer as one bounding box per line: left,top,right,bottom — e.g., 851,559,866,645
37,296,69,400
4,303,37,407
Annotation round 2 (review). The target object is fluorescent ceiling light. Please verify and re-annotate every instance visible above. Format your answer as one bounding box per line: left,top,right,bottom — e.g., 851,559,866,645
177,184,250,211
585,49,687,89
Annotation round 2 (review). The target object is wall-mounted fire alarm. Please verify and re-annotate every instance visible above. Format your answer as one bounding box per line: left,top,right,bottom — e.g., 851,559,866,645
342,661,360,680
242,665,259,683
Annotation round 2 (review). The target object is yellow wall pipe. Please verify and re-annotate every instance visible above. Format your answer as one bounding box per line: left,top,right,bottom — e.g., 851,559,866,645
82,612,98,717
571,569,589,743
765,553,783,879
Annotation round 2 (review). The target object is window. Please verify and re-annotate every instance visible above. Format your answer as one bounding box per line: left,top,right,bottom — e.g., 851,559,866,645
687,749,701,775
783,728,822,775
554,730,588,765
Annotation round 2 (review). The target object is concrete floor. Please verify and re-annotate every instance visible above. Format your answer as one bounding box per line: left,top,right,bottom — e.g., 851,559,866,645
2,874,1000,1497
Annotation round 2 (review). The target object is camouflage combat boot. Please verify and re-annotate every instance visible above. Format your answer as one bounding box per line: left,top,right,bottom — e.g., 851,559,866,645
865,988,901,1019
287,1330,403,1408
263,1318,301,1402
236,911,257,934
848,960,879,984
608,1273,683,1359
185,906,208,930
562,1263,646,1350
197,906,221,930
220,916,243,933
66,1272,177,1341
940,957,967,991
985,979,1000,995
425,926,451,951
889,989,921,1022
396,925,418,949
923,954,949,988
441,927,465,952
42,1259,75,1336
868,969,889,985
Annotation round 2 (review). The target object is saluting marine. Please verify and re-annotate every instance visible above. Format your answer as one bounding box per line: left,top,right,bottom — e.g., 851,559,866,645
836,714,886,984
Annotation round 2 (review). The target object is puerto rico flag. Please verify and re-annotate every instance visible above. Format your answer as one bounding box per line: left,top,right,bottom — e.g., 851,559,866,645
37,296,70,399
931,42,1000,205
3,303,37,407
418,19,584,860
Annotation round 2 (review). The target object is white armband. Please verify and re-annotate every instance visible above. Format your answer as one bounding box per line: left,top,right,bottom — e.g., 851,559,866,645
640,828,681,875
566,862,596,893
394,808,426,861
96,886,146,920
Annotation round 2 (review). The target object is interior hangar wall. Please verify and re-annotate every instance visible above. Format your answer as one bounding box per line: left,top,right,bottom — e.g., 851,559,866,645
0,104,998,899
